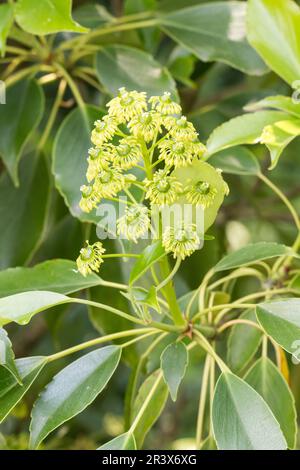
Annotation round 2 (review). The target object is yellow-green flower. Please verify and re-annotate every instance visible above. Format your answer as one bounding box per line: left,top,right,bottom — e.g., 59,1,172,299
79,184,100,213
162,224,200,259
111,137,142,170
86,147,111,182
185,180,218,208
117,204,150,242
91,115,118,147
128,111,162,142
164,115,197,140
94,167,126,199
107,87,147,123
158,138,193,168
76,240,105,276
189,137,207,157
145,170,182,206
149,92,181,115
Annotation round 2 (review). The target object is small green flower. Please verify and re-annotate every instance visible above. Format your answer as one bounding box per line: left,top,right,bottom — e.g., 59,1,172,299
128,111,162,142
145,170,182,206
117,204,150,242
107,87,147,123
86,147,111,182
162,224,200,259
149,92,181,115
94,167,126,199
91,115,118,147
76,240,105,276
158,138,193,168
185,180,218,208
112,137,142,170
164,115,197,140
189,137,207,157
79,184,100,213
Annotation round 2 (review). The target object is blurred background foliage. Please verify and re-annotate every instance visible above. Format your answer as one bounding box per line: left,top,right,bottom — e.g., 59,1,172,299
0,0,300,449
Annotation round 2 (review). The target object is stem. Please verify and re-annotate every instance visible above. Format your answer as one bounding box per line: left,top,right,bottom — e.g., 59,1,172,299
196,354,211,449
102,253,140,259
194,330,230,373
5,64,53,87
159,256,186,327
217,319,262,334
262,336,268,357
156,257,181,292
38,79,67,151
47,328,153,362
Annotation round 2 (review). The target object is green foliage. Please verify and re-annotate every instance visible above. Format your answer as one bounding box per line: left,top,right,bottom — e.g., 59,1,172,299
0,0,300,452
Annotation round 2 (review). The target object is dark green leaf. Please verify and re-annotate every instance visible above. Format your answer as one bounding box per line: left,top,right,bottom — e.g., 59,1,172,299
212,372,287,449
97,432,136,450
15,0,88,35
95,45,177,98
159,2,268,75
30,346,122,449
214,242,294,272
0,80,44,185
256,299,300,355
245,357,297,449
161,341,188,401
0,357,46,422
130,241,165,285
227,310,262,373
247,0,300,85
209,146,260,175
0,328,21,383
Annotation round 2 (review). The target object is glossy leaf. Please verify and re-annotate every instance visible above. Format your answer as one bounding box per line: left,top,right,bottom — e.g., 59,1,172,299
129,241,165,285
30,346,122,449
207,111,289,156
161,341,188,401
0,80,44,185
247,0,300,85
0,357,46,422
256,299,300,355
132,370,168,448
53,106,103,223
227,310,262,373
214,242,294,272
15,0,88,35
0,4,14,57
245,96,300,118
245,357,297,449
0,259,102,298
96,45,177,98
0,328,21,384
159,2,268,75
98,432,136,450
0,291,70,326
0,152,50,270
209,146,260,175
260,119,300,169
212,372,287,449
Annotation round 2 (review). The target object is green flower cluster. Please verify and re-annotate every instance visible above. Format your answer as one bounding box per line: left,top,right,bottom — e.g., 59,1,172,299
77,88,228,276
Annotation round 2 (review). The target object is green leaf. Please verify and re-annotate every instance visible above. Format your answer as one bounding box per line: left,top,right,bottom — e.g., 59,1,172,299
98,432,136,450
53,105,103,223
227,310,262,373
123,286,161,314
161,341,188,401
245,357,297,449
212,372,287,450
15,0,88,35
0,291,71,326
95,45,177,98
129,241,165,285
132,370,168,448
0,152,50,269
245,96,300,119
0,79,44,185
260,119,300,169
0,259,102,298
214,242,294,272
0,328,21,384
209,146,260,175
0,357,46,422
30,346,121,449
247,0,300,86
159,2,268,75
256,299,300,355
206,111,289,156
0,4,14,57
